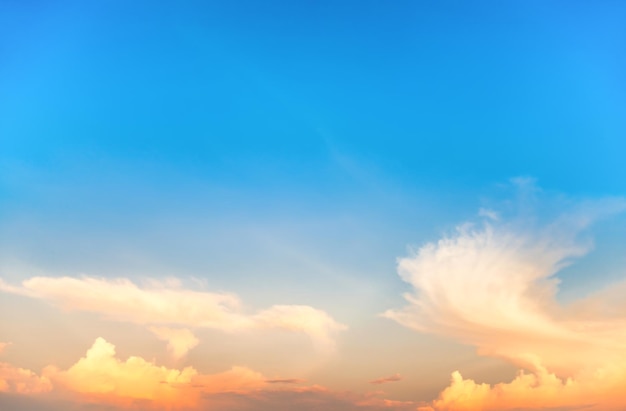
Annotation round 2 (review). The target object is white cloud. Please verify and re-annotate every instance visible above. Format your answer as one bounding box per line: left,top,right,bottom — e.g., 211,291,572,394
384,187,626,409
0,276,346,350
385,196,626,373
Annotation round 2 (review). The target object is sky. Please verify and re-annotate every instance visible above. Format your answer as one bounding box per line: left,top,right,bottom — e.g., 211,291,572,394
1,1,626,410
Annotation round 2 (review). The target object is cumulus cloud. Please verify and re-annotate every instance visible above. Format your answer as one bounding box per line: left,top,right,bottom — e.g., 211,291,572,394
0,339,415,411
0,363,53,394
422,362,626,411
148,327,199,360
0,341,52,394
0,276,346,350
43,337,266,407
384,184,626,410
369,374,402,385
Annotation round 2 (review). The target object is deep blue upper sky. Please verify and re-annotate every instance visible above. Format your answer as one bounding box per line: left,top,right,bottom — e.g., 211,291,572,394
2,0,625,192
0,1,625,303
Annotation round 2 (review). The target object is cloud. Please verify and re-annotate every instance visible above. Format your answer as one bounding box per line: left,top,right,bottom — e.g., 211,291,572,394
0,362,51,395
265,378,306,384
252,305,347,349
369,374,402,385
0,342,52,394
428,364,626,411
384,185,626,410
0,388,420,411
0,339,415,411
44,337,267,408
148,327,199,360
0,363,53,394
199,386,419,411
478,208,499,221
0,276,346,350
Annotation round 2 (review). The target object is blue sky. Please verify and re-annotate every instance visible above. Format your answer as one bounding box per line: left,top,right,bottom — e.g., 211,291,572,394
1,0,626,311
1,2,626,410
2,0,625,289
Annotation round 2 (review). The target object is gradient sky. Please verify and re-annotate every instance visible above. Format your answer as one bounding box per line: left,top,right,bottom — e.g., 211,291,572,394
1,1,626,410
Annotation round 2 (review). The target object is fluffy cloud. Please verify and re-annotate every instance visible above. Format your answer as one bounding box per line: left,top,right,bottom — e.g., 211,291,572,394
0,339,414,411
424,363,626,411
0,363,52,394
385,189,626,410
0,343,52,394
43,337,266,408
0,276,345,350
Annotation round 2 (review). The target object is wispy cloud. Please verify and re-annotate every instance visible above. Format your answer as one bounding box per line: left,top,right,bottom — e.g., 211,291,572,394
0,342,10,355
0,276,346,352
265,378,306,384
385,182,626,410
148,327,199,360
369,374,402,385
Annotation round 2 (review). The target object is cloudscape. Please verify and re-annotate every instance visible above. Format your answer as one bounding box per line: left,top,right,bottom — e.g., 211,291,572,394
1,1,625,410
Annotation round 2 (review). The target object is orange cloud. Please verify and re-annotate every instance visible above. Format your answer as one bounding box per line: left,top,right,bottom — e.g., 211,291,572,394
265,378,306,384
427,363,626,411
0,276,346,350
0,339,416,411
0,343,52,394
0,363,52,394
369,374,402,385
43,337,266,408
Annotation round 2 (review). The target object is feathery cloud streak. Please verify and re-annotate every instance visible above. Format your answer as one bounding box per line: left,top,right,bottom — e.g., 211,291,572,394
386,188,626,410
369,374,402,385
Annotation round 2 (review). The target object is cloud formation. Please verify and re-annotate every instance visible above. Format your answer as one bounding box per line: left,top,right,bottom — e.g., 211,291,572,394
38,337,268,408
265,378,306,384
0,276,346,351
148,327,199,360
422,364,626,411
0,339,414,411
369,374,402,385
0,342,52,394
385,187,626,410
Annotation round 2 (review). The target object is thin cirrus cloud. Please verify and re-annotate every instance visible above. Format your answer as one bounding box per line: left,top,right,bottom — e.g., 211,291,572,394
369,374,402,385
385,185,626,410
265,378,306,384
147,327,199,360
0,276,346,357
